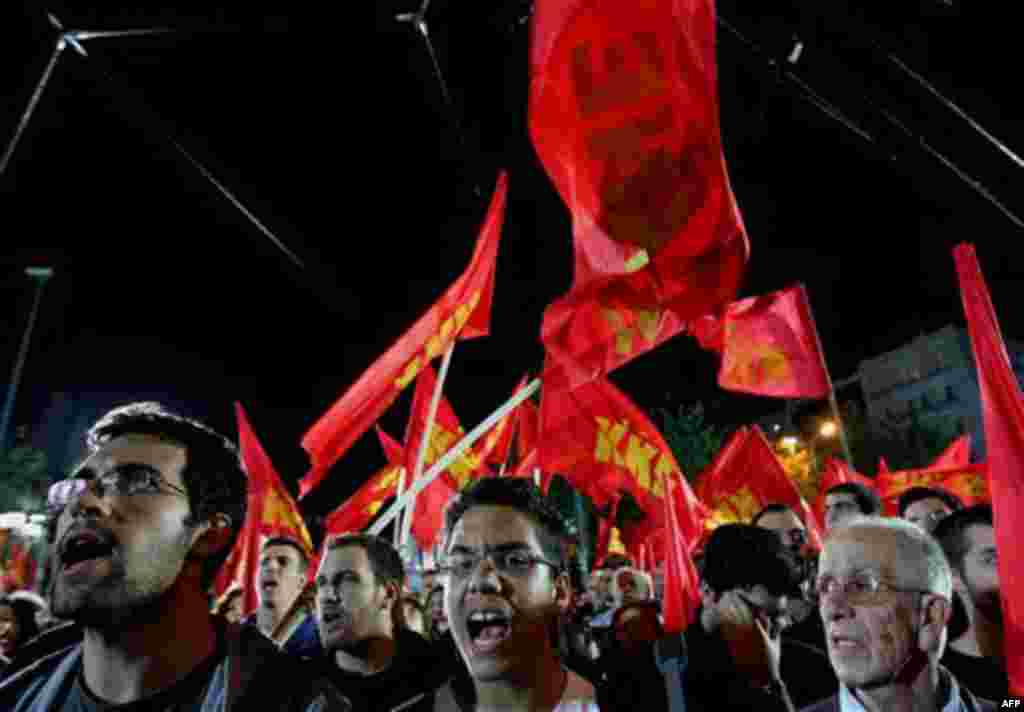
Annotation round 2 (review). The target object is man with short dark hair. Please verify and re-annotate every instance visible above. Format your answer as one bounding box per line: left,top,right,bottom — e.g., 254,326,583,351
314,533,450,712
933,505,1008,701
250,535,322,658
803,516,996,712
434,477,599,710
898,487,962,534
0,401,346,710
822,483,881,532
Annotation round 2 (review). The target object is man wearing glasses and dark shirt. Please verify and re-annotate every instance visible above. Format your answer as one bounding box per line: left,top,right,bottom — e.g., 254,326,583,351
0,401,346,710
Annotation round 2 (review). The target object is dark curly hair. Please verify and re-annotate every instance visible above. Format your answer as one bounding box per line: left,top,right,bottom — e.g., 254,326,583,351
66,402,248,590
0,593,41,652
443,477,570,569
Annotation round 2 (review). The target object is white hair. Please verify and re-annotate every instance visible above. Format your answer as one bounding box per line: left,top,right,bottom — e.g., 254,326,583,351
828,515,953,599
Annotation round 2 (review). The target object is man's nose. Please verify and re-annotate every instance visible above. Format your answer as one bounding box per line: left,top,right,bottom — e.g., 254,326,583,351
467,557,502,593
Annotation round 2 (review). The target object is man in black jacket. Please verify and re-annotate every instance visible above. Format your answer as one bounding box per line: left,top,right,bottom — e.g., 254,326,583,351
314,534,453,712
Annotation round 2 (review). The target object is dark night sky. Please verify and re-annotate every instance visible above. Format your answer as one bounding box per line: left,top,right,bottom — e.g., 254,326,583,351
2,0,1023,528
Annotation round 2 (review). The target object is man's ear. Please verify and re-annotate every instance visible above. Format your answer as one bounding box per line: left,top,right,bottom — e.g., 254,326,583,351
920,595,950,649
190,513,233,558
554,572,572,612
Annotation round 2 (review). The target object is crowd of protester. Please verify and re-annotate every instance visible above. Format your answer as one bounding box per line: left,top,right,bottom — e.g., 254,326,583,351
0,402,1011,710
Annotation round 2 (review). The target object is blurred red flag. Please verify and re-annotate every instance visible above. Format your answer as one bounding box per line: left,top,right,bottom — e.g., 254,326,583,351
516,400,540,462
531,0,748,394
300,174,507,498
715,284,830,398
323,428,405,537
955,242,1024,695
215,403,314,617
813,457,876,530
695,427,823,548
404,365,488,551
662,474,702,634
876,464,990,515
694,426,749,504
538,376,707,548
930,434,971,470
479,374,530,467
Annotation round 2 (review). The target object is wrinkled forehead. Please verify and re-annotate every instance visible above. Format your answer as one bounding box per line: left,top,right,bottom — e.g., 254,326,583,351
820,527,904,578
446,505,544,552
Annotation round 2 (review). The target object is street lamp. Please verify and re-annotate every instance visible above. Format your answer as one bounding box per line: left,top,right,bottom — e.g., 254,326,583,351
819,420,839,439
0,266,53,453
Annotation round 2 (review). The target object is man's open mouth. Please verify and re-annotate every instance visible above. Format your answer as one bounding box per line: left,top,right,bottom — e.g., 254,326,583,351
466,610,512,652
60,529,115,573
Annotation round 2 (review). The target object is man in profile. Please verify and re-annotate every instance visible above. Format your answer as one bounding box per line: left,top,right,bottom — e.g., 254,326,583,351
0,401,346,709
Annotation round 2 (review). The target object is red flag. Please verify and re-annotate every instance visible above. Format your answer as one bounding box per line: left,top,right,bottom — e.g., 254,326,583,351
813,457,876,531
696,427,823,548
516,400,540,462
955,243,1024,695
323,428,406,537
694,427,749,504
404,365,488,551
532,0,748,393
538,376,707,545
479,375,530,467
662,474,701,634
715,284,830,398
878,457,890,474
876,464,990,515
930,434,971,470
300,174,507,498
215,404,314,617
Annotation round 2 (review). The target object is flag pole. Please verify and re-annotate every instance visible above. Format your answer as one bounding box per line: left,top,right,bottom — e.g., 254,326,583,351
370,378,542,536
399,343,456,557
802,284,854,464
391,467,407,548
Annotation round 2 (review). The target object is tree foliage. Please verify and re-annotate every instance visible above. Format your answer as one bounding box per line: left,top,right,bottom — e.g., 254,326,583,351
657,402,723,483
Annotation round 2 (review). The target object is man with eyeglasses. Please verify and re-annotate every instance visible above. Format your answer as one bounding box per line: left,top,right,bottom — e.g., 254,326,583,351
433,477,600,711
313,533,452,712
822,484,881,533
0,401,347,710
802,516,996,711
933,505,1008,702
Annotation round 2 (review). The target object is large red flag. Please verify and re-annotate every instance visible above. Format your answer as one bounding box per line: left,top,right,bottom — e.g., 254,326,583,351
532,0,748,393
812,457,876,531
693,426,749,505
930,434,971,469
662,474,701,634
695,427,823,548
538,376,707,550
323,428,405,537
404,365,489,551
714,284,830,398
215,404,314,617
955,242,1024,695
876,464,990,515
300,174,507,498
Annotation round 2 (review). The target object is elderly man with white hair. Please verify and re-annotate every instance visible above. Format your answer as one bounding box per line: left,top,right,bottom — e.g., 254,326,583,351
801,516,997,712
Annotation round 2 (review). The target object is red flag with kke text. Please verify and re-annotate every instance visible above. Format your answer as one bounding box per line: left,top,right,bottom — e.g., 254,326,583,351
876,464,990,515
404,365,488,551
694,426,823,548
930,434,971,470
323,427,405,538
299,173,507,498
715,284,830,398
531,0,748,394
538,375,707,551
813,457,876,531
955,243,1024,695
215,403,314,618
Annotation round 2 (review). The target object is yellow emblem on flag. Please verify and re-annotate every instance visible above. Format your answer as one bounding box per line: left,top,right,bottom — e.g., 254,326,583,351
705,486,759,529
602,307,660,356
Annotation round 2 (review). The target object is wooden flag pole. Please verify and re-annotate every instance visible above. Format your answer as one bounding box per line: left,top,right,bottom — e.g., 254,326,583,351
370,377,542,536
400,343,456,556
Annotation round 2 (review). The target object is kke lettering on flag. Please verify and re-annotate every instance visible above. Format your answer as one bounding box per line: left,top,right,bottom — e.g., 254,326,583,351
214,404,314,618
300,174,507,498
955,243,1024,696
531,0,749,393
538,376,707,556
715,284,830,398
323,427,406,537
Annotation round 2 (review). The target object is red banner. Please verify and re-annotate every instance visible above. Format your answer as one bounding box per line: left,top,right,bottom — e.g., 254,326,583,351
300,174,507,498
215,403,314,617
323,428,405,537
955,243,1024,695
876,464,990,515
532,0,748,394
715,284,830,399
